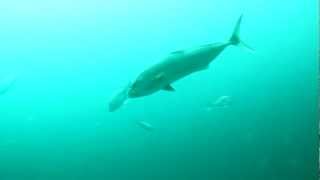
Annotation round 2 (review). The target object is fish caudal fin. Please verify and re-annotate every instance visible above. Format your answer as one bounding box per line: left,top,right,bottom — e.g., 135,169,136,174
229,15,254,52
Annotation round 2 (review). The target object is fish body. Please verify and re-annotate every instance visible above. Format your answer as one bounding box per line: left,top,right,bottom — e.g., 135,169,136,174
109,15,250,112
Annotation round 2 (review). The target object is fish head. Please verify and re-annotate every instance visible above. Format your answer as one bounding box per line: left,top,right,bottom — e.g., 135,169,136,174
108,86,130,112
128,78,145,98
128,75,159,98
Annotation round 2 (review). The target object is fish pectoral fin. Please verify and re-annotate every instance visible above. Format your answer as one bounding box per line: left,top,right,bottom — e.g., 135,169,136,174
154,73,174,91
162,84,175,91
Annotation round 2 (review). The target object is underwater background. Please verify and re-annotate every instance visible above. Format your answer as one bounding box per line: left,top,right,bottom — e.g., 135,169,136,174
0,0,317,180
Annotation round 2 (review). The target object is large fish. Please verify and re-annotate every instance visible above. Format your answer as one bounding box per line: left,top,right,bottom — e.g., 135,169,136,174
109,15,251,112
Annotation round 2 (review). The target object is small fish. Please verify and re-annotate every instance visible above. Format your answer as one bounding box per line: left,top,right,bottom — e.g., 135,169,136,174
206,95,232,111
137,121,154,131
214,95,232,107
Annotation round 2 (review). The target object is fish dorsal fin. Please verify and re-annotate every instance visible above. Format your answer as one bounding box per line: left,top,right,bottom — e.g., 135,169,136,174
170,50,184,55
162,84,175,91
201,42,224,47
200,43,213,47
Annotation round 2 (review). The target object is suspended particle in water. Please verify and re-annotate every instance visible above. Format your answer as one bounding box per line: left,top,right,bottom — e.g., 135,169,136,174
0,74,18,95
95,121,104,127
26,116,35,122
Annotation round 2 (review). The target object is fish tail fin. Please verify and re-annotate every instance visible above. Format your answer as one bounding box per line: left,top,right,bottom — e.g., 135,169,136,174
229,15,254,52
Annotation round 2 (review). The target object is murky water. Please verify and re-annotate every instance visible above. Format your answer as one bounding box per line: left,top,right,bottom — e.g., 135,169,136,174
0,1,317,179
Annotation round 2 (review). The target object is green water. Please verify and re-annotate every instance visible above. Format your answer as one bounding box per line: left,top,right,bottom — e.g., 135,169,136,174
0,1,317,179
